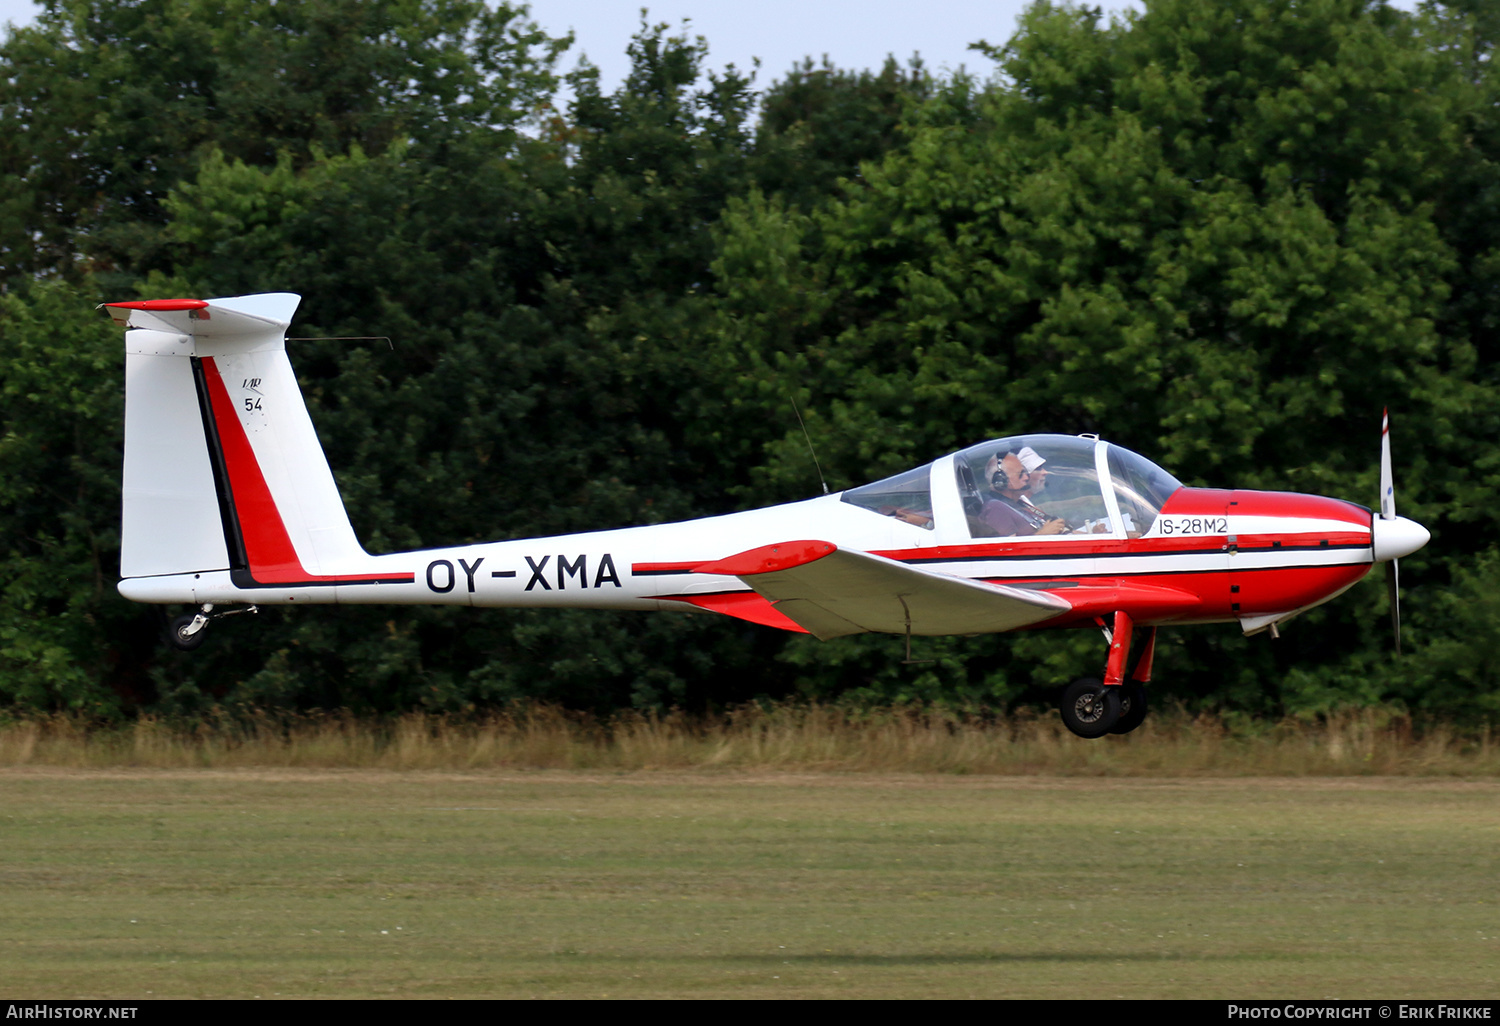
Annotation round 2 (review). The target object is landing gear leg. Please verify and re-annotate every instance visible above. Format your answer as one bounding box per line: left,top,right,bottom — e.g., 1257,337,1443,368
1062,613,1152,739
1102,610,1134,687
1111,626,1156,735
167,603,258,651
1129,626,1157,685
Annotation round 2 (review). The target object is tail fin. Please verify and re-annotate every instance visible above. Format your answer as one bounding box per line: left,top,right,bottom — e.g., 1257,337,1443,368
109,293,371,586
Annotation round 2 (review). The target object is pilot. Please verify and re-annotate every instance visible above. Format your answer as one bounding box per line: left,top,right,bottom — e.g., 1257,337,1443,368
980,452,1066,536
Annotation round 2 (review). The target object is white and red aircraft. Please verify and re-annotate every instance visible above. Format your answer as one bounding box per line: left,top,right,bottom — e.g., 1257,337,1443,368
105,293,1430,737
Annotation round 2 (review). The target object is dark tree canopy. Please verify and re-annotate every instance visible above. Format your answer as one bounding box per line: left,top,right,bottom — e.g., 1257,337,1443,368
0,0,566,283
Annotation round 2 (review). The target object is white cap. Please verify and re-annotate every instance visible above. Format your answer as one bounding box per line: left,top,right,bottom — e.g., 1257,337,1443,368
1016,446,1047,472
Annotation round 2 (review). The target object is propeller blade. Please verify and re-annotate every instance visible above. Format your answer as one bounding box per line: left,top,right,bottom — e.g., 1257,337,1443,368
1387,558,1401,656
1379,407,1395,520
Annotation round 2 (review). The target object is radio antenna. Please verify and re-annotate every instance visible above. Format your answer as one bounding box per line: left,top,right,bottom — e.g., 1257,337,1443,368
789,394,829,495
287,336,394,350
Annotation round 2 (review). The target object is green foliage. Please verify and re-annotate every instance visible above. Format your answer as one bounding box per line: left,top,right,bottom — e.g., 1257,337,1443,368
1395,545,1500,721
0,282,147,715
0,0,565,284
753,56,941,210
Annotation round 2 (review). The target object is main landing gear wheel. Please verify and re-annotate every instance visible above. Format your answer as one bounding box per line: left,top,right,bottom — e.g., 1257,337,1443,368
1110,679,1148,735
1060,677,1120,739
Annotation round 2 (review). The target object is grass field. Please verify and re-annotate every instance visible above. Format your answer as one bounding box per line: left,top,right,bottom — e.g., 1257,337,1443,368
2,769,1497,998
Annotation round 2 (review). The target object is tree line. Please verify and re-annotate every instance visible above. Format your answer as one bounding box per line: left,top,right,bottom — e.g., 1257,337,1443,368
2,0,1497,723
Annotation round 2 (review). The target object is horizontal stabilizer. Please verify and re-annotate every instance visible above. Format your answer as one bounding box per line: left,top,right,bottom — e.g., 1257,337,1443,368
695,541,1071,640
101,294,299,340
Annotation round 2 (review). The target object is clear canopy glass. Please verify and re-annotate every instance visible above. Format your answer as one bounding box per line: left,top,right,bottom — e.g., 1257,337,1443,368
955,435,1109,538
1106,443,1184,537
840,462,935,530
840,434,1184,540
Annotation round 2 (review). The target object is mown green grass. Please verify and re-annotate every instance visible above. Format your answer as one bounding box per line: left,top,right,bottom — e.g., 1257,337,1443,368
1,771,1497,998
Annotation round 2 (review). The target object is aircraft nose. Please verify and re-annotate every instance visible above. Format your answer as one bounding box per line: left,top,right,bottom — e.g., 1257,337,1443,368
1372,515,1430,563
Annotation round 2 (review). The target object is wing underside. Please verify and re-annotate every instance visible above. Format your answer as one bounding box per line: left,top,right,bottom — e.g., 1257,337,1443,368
693,541,1072,640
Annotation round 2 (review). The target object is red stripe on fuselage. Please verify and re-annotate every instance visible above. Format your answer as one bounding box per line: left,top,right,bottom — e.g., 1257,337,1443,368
632,560,707,575
869,534,1369,565
200,358,409,586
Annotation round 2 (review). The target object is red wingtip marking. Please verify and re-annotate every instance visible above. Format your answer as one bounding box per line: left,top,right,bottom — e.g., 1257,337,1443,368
675,592,810,633
105,298,210,311
694,540,837,577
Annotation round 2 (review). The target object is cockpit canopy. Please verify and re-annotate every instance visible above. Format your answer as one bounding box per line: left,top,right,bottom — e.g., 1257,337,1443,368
840,434,1183,540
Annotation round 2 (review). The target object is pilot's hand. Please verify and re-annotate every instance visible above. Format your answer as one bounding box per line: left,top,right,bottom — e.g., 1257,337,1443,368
1037,518,1067,535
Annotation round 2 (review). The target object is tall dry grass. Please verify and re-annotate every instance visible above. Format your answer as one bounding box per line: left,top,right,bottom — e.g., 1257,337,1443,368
0,703,1495,775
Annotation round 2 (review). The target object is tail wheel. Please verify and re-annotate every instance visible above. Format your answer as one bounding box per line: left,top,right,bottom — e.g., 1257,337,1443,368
1110,679,1148,734
1060,677,1120,739
168,614,208,651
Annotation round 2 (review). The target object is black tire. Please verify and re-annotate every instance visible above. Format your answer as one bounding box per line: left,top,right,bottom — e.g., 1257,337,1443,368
1110,679,1148,734
1060,677,1120,739
168,614,208,651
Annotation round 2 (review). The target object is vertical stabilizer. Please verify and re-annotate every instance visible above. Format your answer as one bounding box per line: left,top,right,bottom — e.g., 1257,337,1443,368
108,294,374,588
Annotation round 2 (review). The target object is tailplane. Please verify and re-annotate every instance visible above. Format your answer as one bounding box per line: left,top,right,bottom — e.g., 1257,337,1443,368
108,293,370,588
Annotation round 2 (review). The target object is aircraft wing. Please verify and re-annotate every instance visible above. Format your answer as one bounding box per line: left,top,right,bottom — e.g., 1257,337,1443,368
693,541,1072,640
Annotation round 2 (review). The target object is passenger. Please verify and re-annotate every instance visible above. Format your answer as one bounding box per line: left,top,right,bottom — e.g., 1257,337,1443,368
1015,446,1051,518
1018,444,1110,534
980,452,1066,536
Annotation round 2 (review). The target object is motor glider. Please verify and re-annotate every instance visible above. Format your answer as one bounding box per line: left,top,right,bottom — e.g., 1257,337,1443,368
104,293,1430,737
